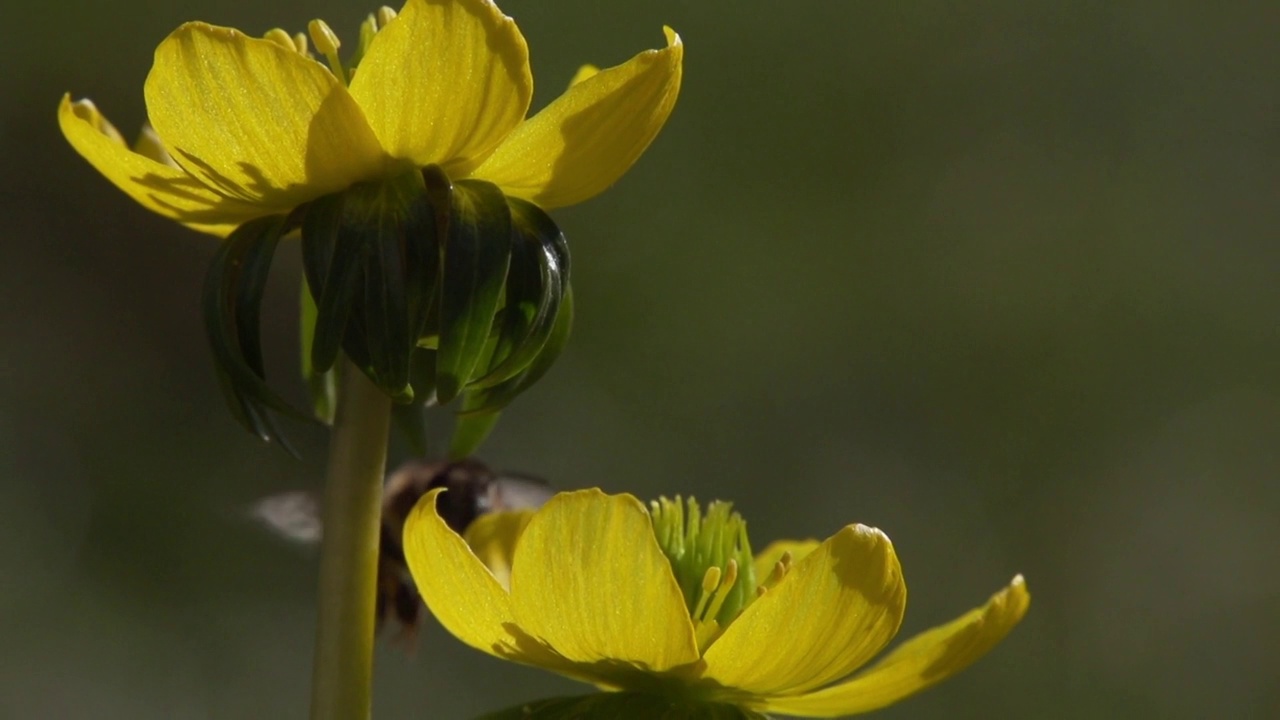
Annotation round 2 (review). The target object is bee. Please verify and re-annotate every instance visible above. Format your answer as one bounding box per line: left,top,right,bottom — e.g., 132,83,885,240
251,458,555,643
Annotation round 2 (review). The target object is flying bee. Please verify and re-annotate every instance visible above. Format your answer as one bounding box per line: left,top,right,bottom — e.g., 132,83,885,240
251,457,555,644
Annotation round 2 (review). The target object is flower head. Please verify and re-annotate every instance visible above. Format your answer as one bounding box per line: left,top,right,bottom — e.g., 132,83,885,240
59,0,682,449
404,489,1030,717
60,0,682,236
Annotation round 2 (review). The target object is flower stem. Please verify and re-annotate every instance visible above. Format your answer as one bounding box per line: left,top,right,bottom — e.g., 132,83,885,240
310,360,391,720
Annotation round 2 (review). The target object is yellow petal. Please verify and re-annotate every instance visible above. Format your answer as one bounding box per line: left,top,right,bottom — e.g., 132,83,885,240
471,27,683,209
760,576,1030,717
508,490,700,672
349,0,532,176
144,22,386,210
752,538,821,585
402,488,517,658
58,94,258,237
701,525,906,696
463,509,535,591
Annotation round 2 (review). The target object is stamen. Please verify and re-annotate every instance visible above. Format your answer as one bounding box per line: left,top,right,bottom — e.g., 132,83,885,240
358,15,377,52
376,6,398,28
293,32,310,56
691,566,721,622
347,14,379,75
694,618,721,650
569,64,600,88
760,551,792,591
702,559,738,625
307,19,346,83
263,28,297,52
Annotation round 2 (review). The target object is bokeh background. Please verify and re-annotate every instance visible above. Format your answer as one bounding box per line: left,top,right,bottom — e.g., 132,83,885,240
3,0,1277,717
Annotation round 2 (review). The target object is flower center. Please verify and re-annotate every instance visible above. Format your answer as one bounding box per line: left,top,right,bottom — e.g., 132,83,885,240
648,497,757,651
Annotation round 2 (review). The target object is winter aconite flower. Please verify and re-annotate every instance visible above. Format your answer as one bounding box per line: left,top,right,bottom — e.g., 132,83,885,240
404,489,1029,718
59,0,682,450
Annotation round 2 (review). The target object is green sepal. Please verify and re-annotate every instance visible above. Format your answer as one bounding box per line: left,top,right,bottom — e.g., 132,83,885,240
407,166,448,344
202,214,314,449
352,173,430,400
301,191,357,376
475,693,768,720
301,174,433,401
471,197,570,389
435,178,513,404
451,287,574,455
464,285,574,415
299,274,337,425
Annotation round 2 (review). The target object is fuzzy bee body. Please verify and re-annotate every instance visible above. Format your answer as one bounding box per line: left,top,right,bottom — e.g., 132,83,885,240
252,458,554,641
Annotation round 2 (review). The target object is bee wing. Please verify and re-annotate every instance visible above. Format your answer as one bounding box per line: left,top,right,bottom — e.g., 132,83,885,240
250,490,324,544
485,474,557,514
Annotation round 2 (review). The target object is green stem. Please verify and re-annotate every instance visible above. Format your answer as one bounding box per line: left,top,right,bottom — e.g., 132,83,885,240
310,360,391,720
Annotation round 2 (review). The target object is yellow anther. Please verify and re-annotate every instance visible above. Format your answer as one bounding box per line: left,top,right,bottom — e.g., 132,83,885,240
756,585,768,598
702,566,723,594
722,559,739,586
293,32,309,55
702,559,738,625
762,551,792,591
263,28,297,52
307,19,346,83
569,64,599,88
376,6,398,29
308,19,340,55
691,566,721,621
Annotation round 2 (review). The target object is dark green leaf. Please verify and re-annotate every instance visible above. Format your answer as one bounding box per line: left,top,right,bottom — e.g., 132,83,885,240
299,274,336,425
412,165,452,340
353,174,430,399
299,192,342,297
452,287,574,452
202,215,313,448
471,197,569,389
435,179,513,403
304,193,363,375
361,229,411,398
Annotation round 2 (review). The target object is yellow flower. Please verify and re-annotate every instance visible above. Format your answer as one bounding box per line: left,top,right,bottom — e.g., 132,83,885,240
58,0,683,445
58,0,682,238
404,489,1030,717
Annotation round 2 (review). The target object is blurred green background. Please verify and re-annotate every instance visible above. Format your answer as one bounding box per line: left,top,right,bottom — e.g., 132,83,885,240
3,0,1277,717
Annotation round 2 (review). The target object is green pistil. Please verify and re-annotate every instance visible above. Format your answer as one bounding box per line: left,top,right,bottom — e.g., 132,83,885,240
649,497,756,646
